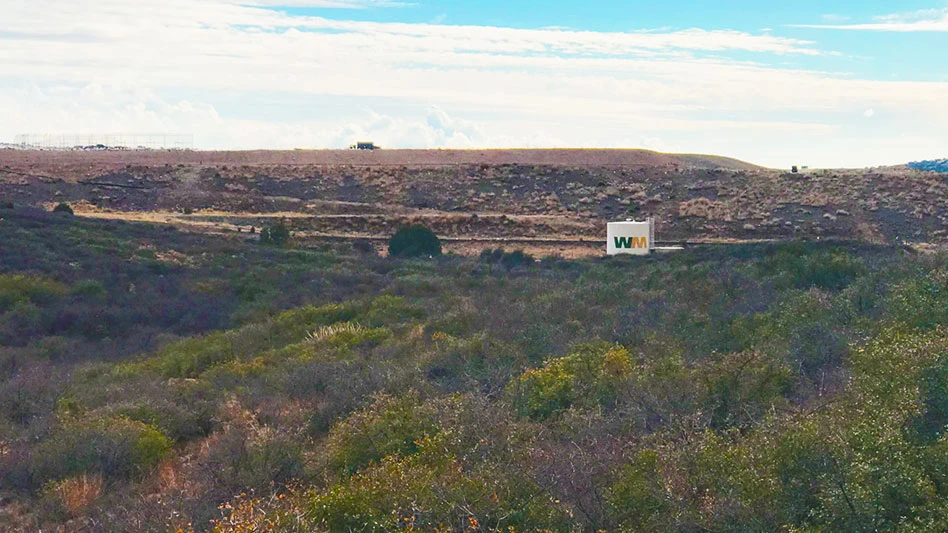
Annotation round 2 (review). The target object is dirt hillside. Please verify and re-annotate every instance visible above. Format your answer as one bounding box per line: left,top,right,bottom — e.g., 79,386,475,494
1,148,943,256
0,148,760,177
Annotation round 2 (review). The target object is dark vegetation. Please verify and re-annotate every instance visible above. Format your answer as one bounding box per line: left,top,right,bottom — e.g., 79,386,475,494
388,224,442,258
3,207,948,531
259,223,291,247
479,248,536,271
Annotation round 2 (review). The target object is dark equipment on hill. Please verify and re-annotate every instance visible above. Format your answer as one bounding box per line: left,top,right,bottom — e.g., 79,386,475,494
791,166,799,173
351,142,379,150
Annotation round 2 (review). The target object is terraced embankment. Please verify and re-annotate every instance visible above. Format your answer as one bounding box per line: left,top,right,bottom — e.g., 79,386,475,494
1,148,945,255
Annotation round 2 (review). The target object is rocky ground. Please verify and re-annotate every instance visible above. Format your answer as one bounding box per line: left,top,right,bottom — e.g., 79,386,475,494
1,148,945,256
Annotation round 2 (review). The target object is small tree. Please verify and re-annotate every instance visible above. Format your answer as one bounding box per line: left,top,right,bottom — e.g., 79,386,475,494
259,223,290,246
388,224,441,258
479,248,534,270
53,203,74,215
352,239,376,255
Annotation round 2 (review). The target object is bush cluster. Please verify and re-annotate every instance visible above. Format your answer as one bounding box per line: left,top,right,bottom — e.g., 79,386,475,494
388,224,441,257
479,248,535,270
32,415,171,484
9,209,948,532
259,223,290,246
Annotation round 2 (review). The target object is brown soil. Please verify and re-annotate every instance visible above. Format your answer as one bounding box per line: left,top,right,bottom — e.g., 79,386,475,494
0,148,760,178
1,148,944,256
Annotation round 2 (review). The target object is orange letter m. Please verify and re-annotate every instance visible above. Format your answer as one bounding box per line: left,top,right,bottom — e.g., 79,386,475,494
613,236,648,249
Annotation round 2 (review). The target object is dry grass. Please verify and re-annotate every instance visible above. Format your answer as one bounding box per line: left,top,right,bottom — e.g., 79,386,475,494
14,147,946,252
156,460,184,493
0,149,761,181
678,197,733,221
305,322,366,344
50,473,103,515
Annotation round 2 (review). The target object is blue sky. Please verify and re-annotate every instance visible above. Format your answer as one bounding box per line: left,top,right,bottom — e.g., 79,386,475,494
279,0,948,80
2,0,947,167
282,0,926,29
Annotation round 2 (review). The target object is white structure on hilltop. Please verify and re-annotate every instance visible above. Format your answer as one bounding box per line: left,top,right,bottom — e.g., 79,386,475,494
13,133,193,150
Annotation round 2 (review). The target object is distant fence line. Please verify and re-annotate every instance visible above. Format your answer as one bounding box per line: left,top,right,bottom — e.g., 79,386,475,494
12,133,194,150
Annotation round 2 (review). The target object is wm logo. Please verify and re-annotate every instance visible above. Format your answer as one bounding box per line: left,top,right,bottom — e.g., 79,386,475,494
614,236,648,249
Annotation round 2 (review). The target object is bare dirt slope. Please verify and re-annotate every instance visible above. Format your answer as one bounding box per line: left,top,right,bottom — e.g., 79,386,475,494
1,148,944,256
0,148,761,177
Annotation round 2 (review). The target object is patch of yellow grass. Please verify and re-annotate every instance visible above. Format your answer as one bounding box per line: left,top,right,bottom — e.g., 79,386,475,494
49,473,103,515
305,321,366,344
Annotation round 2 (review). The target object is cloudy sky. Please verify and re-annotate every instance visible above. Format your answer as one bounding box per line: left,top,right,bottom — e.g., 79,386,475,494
2,0,947,167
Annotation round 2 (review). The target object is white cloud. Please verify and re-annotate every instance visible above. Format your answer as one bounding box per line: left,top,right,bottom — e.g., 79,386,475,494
875,6,948,24
795,6,948,31
864,108,875,118
0,1,823,56
0,0,946,167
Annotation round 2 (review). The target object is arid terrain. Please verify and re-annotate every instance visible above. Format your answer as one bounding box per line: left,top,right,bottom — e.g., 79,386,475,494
1,148,944,256
7,148,948,533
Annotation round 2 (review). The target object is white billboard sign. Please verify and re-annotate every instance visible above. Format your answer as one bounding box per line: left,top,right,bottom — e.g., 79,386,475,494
607,220,652,255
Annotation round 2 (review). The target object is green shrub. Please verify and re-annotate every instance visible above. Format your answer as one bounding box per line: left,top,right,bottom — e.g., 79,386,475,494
0,366,61,426
749,289,856,378
607,450,668,530
270,302,358,342
912,361,948,442
153,330,235,378
512,343,633,419
34,335,78,362
360,294,424,327
762,246,864,291
70,279,107,299
480,248,535,270
770,421,833,526
501,250,535,270
4,300,43,334
889,271,948,330
782,326,948,530
479,248,505,263
305,322,390,352
195,427,305,494
310,434,569,533
52,203,74,215
324,392,438,476
259,223,291,246
8,215,948,532
388,224,441,258
308,468,398,533
426,332,519,389
110,398,214,443
352,239,376,255
33,416,172,484
0,274,67,310
123,302,358,378
699,351,794,430
854,327,948,444
798,250,863,290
